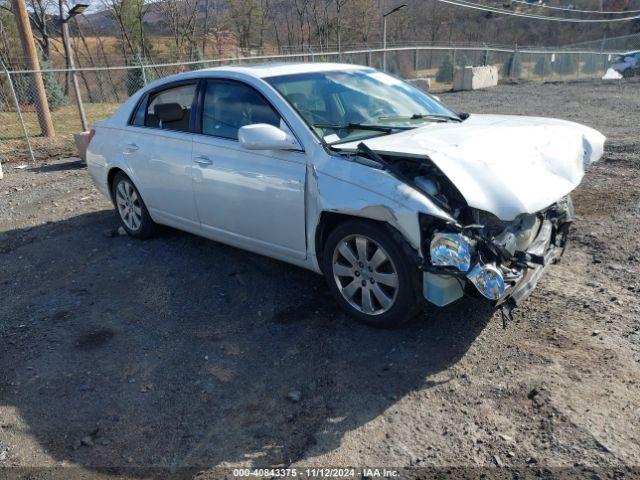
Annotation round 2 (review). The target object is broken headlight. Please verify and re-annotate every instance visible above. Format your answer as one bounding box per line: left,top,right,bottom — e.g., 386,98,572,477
466,263,506,300
430,233,472,272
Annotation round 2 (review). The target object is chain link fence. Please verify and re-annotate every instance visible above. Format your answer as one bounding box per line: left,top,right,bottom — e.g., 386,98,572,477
0,43,627,164
566,32,640,52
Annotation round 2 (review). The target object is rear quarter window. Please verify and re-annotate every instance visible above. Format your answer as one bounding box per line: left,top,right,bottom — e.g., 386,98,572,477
131,95,148,126
129,82,197,132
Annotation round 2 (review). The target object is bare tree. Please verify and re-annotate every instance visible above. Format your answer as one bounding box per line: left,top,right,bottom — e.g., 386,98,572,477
156,0,200,60
334,0,349,51
226,0,263,53
309,0,332,50
100,0,150,62
28,0,55,59
201,0,228,56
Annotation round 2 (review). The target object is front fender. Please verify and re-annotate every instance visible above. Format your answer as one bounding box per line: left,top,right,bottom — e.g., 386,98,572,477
306,161,456,271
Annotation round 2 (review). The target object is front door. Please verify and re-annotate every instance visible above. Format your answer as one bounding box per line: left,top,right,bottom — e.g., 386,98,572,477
192,79,307,260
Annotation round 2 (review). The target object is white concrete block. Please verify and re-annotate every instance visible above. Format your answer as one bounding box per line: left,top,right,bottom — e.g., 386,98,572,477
453,65,499,91
453,66,470,91
74,131,91,162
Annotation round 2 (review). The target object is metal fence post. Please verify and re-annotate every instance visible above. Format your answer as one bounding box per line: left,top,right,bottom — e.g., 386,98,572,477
138,54,148,86
509,44,518,78
452,47,457,82
2,61,35,164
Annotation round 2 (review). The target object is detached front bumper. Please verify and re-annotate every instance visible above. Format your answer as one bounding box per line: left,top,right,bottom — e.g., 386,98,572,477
422,198,572,310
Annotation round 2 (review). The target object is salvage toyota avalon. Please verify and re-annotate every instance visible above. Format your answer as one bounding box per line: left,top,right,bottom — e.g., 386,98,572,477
86,62,605,327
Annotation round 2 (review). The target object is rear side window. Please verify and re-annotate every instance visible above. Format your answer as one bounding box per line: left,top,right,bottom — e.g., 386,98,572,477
132,83,196,132
131,95,148,126
201,80,280,140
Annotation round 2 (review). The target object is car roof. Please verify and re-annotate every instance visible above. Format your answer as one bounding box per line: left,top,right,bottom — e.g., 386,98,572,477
108,62,372,127
191,62,368,79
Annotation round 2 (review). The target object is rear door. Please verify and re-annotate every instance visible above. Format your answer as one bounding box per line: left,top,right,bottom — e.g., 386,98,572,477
127,81,199,230
191,79,307,260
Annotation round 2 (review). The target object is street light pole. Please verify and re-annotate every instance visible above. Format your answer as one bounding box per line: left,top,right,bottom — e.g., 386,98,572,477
60,3,89,131
382,3,407,72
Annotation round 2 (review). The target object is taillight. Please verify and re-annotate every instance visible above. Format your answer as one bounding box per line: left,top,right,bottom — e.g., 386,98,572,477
87,128,96,144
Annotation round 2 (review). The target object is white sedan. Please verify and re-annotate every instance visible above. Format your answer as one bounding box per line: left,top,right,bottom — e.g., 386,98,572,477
87,62,605,327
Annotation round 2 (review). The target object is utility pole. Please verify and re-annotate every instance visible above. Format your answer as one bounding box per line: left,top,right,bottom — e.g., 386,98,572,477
11,0,55,137
60,2,89,131
382,3,407,72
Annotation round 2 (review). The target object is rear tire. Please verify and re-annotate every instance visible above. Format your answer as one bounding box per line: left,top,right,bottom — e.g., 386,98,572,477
111,172,158,239
322,220,421,328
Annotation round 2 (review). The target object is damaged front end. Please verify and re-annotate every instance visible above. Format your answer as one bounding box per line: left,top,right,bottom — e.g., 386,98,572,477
421,197,573,317
356,145,575,316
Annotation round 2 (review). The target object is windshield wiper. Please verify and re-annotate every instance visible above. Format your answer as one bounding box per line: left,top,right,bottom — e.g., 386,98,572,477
313,122,412,133
378,113,462,122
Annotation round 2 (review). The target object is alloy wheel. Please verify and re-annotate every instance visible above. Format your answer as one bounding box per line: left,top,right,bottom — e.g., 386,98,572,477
115,179,142,231
332,234,399,315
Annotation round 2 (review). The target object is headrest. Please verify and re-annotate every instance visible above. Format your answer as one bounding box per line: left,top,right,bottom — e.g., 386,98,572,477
154,102,184,123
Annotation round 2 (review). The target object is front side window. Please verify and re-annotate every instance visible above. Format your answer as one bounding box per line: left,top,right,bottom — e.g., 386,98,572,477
141,83,196,132
202,80,280,140
267,68,460,145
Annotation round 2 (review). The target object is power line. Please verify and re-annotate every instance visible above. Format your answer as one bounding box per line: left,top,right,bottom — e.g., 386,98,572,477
435,0,640,21
509,0,640,15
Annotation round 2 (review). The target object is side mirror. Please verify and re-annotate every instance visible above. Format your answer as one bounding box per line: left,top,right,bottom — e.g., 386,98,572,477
238,124,302,151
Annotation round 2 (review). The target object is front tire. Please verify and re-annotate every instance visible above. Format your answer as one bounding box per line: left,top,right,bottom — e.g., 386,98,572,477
322,221,420,328
111,172,158,239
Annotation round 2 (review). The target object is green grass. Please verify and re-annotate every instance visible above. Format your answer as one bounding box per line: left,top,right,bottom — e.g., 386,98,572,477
0,102,120,161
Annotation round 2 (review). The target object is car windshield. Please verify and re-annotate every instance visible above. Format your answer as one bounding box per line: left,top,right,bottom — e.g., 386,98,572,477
267,68,459,145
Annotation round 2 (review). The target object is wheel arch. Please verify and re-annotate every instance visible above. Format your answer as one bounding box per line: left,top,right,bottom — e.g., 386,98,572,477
107,167,126,204
314,211,421,274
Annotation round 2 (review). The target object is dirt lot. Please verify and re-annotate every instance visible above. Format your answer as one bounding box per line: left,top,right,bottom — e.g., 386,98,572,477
1,80,639,479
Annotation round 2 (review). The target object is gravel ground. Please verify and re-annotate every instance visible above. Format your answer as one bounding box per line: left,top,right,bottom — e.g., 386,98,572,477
1,80,639,479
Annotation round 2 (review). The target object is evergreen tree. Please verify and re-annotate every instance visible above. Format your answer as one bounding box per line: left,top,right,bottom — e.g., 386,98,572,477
127,54,156,96
189,48,204,71
40,57,67,109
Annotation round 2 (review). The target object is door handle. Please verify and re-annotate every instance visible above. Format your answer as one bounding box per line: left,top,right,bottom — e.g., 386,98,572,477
194,155,212,166
124,143,139,154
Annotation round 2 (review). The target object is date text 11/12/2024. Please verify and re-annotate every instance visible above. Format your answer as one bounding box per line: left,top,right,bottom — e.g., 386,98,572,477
232,468,399,477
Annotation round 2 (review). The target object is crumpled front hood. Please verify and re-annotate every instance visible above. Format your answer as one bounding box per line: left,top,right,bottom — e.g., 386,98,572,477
339,114,605,220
